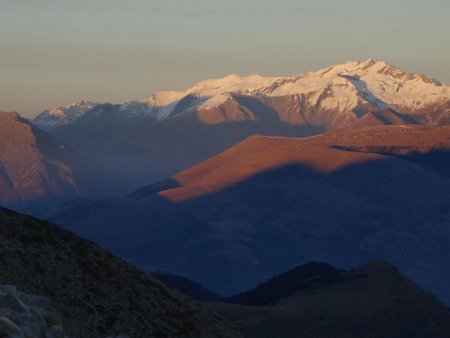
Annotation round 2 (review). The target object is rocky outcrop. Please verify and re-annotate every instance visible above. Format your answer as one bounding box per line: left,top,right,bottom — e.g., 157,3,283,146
0,285,64,338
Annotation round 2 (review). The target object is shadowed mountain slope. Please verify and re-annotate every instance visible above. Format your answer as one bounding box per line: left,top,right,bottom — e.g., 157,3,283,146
206,262,450,338
31,125,450,305
225,262,343,306
0,112,94,205
135,125,450,202
0,207,241,337
345,109,417,129
0,112,119,205
152,271,222,302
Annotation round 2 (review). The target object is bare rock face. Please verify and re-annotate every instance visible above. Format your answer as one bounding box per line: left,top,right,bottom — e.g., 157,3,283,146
0,285,64,338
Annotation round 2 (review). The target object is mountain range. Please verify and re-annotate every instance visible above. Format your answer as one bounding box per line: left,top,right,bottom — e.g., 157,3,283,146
30,59,450,194
36,59,450,129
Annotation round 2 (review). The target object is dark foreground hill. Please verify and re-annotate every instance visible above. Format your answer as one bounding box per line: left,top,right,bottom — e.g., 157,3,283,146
0,207,241,337
206,262,450,338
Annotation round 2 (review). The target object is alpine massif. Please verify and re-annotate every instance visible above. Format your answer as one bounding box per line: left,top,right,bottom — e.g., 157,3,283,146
34,59,450,194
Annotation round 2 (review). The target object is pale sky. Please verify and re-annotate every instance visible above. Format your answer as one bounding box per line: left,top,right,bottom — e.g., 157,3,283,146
1,0,449,117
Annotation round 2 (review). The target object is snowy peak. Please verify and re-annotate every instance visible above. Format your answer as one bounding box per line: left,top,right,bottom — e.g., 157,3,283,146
147,91,187,107
258,59,449,111
186,73,280,96
33,100,98,129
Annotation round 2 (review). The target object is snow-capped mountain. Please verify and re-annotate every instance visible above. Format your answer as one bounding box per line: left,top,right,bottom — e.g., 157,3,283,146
33,100,99,130
113,59,449,124
38,59,449,128
259,59,448,108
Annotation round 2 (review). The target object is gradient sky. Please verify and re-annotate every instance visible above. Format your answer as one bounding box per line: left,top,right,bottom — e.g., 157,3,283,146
1,0,449,117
